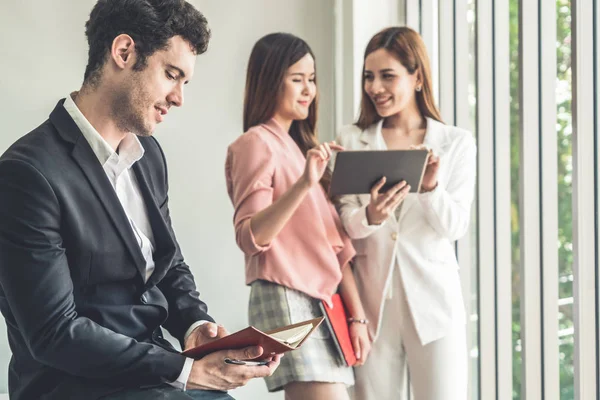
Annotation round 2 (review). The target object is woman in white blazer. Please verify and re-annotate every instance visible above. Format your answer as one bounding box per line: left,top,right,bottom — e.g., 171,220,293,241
334,27,476,400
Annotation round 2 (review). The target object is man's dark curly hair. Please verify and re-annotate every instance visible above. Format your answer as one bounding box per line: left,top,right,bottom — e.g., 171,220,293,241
83,0,211,86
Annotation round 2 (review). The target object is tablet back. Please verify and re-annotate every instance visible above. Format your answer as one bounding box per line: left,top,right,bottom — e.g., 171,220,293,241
329,149,429,196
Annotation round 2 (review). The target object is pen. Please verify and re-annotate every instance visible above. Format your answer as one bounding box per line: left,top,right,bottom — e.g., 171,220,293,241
224,357,269,366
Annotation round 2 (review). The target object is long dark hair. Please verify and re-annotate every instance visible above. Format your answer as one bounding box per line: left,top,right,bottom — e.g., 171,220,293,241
356,27,443,130
243,33,330,191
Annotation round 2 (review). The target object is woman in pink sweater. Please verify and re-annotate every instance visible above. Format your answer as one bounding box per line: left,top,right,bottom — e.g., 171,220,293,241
225,33,370,400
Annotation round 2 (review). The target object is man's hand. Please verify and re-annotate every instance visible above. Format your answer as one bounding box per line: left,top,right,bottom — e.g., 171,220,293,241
186,346,283,391
184,323,229,351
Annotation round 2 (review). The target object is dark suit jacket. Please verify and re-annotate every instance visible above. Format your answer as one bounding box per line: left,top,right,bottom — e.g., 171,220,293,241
0,100,214,399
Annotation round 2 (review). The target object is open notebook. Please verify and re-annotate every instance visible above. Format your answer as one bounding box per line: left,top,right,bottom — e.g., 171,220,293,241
182,317,324,360
268,322,315,348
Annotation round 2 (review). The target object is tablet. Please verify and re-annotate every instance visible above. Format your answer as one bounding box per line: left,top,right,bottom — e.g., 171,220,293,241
329,149,429,196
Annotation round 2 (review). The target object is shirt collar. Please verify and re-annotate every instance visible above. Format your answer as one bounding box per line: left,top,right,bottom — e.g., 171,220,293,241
63,92,145,170
362,117,449,155
263,118,291,138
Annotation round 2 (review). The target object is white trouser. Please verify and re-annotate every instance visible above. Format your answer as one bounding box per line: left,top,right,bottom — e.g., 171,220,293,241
351,266,468,400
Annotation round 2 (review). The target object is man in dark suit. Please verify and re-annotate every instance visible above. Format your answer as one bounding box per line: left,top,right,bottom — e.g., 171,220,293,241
0,1,280,399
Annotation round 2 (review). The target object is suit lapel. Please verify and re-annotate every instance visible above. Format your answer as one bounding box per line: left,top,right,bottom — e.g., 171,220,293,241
398,118,449,223
71,136,149,280
51,100,147,280
359,120,384,150
422,118,450,157
397,193,416,223
356,121,385,208
132,160,176,288
375,121,400,226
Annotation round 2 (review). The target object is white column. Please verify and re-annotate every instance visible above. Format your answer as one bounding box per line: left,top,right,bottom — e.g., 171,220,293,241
596,3,600,395
476,1,496,398
454,0,473,333
572,0,598,398
333,0,404,130
420,0,439,101
494,1,513,399
405,0,420,31
438,0,455,124
333,0,356,135
519,0,543,398
454,1,477,397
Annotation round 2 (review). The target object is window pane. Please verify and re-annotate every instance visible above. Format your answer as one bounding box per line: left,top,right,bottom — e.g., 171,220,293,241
509,0,522,398
467,0,479,398
556,0,574,398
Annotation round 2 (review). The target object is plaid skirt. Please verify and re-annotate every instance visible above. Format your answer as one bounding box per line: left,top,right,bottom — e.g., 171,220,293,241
248,280,355,392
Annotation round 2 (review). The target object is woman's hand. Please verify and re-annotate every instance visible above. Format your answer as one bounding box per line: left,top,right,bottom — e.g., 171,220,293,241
301,141,344,187
349,322,371,366
366,178,410,225
411,145,440,192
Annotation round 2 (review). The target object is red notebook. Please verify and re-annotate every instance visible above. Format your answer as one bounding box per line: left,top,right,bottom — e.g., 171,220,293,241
182,317,324,361
320,294,358,366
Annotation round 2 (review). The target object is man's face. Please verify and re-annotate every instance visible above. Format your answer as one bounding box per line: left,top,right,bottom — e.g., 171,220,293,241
112,35,196,136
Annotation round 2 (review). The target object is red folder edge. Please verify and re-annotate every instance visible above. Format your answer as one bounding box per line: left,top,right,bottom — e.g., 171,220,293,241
320,294,358,367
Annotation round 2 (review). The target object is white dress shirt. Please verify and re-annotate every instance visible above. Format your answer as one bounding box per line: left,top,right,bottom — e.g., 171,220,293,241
63,93,198,390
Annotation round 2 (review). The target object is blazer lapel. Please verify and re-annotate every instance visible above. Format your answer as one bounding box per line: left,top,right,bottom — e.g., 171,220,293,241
397,193,416,223
359,120,384,150
50,100,147,280
398,118,450,223
422,118,451,157
132,161,176,288
372,121,401,226
355,121,385,207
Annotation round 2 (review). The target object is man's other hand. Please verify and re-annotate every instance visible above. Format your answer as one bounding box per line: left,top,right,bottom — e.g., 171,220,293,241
184,322,229,351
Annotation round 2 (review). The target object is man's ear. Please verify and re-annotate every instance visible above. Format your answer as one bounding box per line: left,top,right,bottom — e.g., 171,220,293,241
110,34,136,70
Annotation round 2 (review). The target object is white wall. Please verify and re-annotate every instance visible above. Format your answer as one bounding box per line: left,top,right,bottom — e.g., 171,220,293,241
0,1,336,398
334,0,403,125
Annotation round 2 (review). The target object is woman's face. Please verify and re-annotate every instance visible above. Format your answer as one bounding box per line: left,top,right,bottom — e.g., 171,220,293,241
274,53,316,123
363,48,420,118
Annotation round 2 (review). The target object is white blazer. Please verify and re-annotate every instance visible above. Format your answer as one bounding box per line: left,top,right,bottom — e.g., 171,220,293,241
334,118,477,345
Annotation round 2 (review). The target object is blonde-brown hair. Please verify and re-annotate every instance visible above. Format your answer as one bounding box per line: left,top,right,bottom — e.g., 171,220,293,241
356,26,443,130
